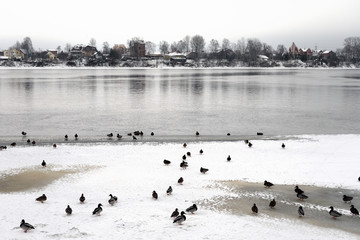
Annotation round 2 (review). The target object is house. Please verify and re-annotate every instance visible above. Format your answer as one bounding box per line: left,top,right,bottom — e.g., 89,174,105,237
321,50,336,60
129,40,145,58
83,45,98,57
299,48,312,57
4,48,26,60
288,42,299,57
70,44,85,58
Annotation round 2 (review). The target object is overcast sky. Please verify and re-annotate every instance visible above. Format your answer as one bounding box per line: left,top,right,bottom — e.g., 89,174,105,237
1,0,359,51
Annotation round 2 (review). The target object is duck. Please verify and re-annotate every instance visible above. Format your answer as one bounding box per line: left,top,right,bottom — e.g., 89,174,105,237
252,203,258,214
173,211,186,224
152,191,158,200
27,139,31,143
358,176,360,182
92,203,103,215
10,142,16,146
329,206,342,219
0,146,7,150
64,134,68,140
182,154,186,160
134,131,140,136
140,131,144,136
79,193,85,203
297,192,308,200
186,204,198,214
20,219,35,232
32,140,36,145
41,160,46,167
248,142,253,148
294,186,304,194
178,177,184,185
199,149,203,154
65,205,72,215
127,133,132,136
108,196,116,205
269,199,276,208
36,194,47,203
200,167,209,174
21,131,27,136
163,159,171,165
107,133,113,138
196,131,200,136
117,134,122,139
264,180,273,188
53,144,57,148
167,186,173,195
227,133,231,136
150,132,154,136
74,134,78,140
183,143,187,148
180,161,188,169
343,195,353,203
257,132,263,135
171,208,179,218
132,135,137,140
227,155,231,161
350,205,359,216
282,143,285,148
186,152,191,157
298,206,304,217
109,194,118,202
244,140,249,144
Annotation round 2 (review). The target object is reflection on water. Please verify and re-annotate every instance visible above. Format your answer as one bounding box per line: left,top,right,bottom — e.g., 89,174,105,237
0,68,359,137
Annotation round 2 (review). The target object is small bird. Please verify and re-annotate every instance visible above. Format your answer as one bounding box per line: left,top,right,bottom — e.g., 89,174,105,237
41,160,46,167
257,132,263,135
282,143,285,148
244,140,249,144
163,159,171,165
152,191,158,200
167,186,173,195
182,154,186,160
178,177,184,185
109,194,118,202
27,139,31,143
65,134,68,140
108,195,116,205
298,206,305,217
343,195,353,203
132,135,137,140
53,144,57,148
252,203,258,213
10,142,16,146
117,134,122,139
294,186,304,194
74,134,78,140
196,131,200,136
358,176,360,182
180,161,188,169
65,205,72,215
150,132,154,136
186,204,198,214
248,142,253,147
173,211,186,224
297,192,308,200
20,219,35,233
227,133,231,136
171,208,179,218
350,205,359,216
329,206,342,219
32,140,36,145
36,194,47,203
21,131,27,136
186,152,191,157
227,155,231,161
183,143,187,148
79,193,85,203
92,203,103,215
107,133,113,138
127,133,132,136
140,131,144,136
199,149,203,154
269,199,276,208
200,167,209,174
264,180,273,188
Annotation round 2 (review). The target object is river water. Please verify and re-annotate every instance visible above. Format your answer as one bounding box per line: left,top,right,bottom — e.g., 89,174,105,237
0,68,359,142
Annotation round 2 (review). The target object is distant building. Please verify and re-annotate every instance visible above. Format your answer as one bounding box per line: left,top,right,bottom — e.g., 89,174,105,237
70,44,99,59
113,44,127,55
299,48,312,57
4,48,26,60
129,40,145,58
83,45,98,57
288,42,299,57
322,50,336,60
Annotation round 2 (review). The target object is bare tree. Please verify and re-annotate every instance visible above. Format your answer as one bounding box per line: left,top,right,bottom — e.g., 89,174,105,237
208,39,219,53
343,36,360,62
12,41,21,49
56,45,62,53
159,41,169,54
170,42,178,52
191,35,205,54
261,43,273,57
145,41,156,55
102,42,110,54
222,38,230,50
89,38,97,47
183,35,190,52
246,38,262,65
177,40,186,53
65,43,72,53
20,37,34,54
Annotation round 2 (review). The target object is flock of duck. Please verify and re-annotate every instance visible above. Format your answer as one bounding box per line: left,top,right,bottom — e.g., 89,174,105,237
2,131,359,233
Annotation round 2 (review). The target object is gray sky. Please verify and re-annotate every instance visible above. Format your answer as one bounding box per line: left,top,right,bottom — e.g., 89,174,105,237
1,0,359,51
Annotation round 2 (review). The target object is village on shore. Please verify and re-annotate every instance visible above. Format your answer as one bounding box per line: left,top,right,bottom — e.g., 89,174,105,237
1,36,359,68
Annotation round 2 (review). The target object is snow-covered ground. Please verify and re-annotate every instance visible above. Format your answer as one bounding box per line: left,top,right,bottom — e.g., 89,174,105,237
0,135,359,239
